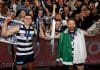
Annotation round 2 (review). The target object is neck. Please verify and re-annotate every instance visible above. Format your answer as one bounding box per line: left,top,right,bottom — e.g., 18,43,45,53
24,24,30,29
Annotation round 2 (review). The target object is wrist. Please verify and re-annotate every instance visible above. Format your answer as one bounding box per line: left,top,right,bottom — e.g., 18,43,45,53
2,24,7,27
4,20,8,23
3,21,8,26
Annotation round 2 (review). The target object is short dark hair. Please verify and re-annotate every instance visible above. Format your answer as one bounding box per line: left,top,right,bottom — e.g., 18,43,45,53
24,14,33,19
68,18,76,23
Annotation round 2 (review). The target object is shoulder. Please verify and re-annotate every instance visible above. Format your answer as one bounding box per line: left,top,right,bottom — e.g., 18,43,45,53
63,28,68,34
77,28,83,33
77,28,86,36
59,28,68,36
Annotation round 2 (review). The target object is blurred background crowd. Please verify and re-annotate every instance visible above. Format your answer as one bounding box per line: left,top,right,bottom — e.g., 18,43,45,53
0,0,100,37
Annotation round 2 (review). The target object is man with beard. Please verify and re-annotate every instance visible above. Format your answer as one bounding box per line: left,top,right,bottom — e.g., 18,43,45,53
57,19,87,70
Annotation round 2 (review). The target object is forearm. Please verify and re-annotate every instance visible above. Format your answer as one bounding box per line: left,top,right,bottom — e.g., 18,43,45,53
1,23,19,36
1,22,8,36
81,29,96,36
1,16,19,36
39,26,45,38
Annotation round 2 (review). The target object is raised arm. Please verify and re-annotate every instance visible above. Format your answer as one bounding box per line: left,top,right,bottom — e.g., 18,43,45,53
52,4,61,39
81,29,97,36
51,4,56,38
1,16,19,37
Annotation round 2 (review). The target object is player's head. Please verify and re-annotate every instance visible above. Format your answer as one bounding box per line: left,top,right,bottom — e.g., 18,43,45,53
67,18,76,31
23,14,32,26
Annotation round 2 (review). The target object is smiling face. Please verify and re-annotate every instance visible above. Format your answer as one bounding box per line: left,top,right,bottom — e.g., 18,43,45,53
23,15,32,26
74,14,80,21
64,6,69,14
38,10,43,17
29,10,34,17
67,19,76,32
20,10,26,17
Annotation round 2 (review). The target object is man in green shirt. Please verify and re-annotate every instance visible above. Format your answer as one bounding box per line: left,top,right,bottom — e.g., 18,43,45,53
57,19,87,70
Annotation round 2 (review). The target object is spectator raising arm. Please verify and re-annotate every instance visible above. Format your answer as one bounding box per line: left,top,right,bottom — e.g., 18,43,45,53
1,16,19,37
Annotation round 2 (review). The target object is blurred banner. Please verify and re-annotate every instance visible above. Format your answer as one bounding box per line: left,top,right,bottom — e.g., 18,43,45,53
0,36,100,68
85,36,100,64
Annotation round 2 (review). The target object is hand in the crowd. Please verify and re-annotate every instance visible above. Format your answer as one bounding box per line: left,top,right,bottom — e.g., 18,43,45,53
44,33,52,40
44,36,51,40
79,12,84,17
4,16,12,24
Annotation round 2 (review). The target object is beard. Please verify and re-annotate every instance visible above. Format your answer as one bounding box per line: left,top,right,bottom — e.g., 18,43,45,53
69,27,75,32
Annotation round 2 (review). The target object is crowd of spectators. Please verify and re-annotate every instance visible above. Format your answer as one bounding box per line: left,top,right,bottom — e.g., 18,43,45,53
0,0,100,37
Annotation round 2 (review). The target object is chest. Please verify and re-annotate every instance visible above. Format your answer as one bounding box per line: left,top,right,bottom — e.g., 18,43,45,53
17,25,35,38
